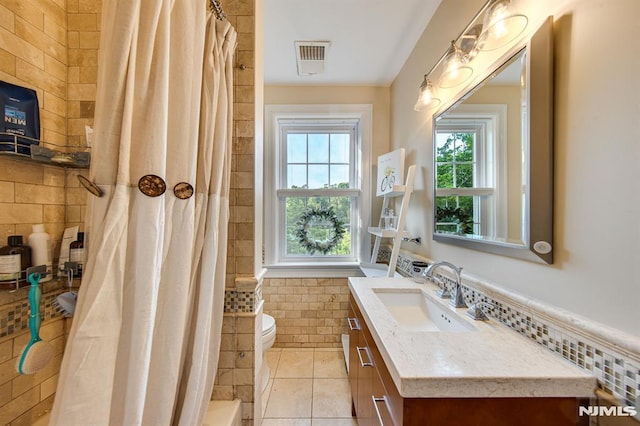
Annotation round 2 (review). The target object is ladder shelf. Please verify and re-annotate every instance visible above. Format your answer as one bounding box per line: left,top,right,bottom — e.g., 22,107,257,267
364,164,416,277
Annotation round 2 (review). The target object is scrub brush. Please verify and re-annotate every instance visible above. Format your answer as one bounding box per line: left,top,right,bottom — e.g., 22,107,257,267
16,272,53,374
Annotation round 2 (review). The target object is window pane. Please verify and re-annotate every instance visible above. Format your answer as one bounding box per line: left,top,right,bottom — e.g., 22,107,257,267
288,165,307,188
308,165,328,188
308,134,329,163
285,196,352,256
436,133,454,162
435,195,475,235
330,134,350,163
454,133,474,162
455,164,474,188
436,164,453,188
287,133,307,163
330,165,349,188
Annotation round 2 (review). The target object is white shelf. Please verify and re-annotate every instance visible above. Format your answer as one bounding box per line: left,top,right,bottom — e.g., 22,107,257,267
368,164,416,278
381,185,406,197
367,227,411,239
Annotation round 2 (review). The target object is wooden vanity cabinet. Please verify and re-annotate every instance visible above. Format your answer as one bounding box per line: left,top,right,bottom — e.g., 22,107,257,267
348,294,588,426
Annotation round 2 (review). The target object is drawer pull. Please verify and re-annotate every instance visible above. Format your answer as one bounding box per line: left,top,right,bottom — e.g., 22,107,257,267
347,317,360,331
372,395,390,425
356,346,373,367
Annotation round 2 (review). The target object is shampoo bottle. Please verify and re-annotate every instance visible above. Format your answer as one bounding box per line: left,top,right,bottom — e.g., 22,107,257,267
28,224,52,282
69,232,85,278
0,236,31,284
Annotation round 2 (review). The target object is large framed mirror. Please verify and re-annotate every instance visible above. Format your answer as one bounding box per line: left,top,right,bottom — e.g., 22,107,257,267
432,17,553,264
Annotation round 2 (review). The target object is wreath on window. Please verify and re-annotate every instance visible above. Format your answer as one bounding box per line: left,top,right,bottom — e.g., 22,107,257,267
436,206,474,234
294,206,346,255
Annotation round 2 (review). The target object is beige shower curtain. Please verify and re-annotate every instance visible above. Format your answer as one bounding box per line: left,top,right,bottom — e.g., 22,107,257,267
50,0,236,424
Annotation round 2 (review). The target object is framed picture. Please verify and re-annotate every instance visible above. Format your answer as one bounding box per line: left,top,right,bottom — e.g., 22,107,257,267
376,148,405,196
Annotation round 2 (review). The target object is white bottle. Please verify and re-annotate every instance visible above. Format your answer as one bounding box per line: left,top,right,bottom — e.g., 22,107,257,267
28,224,52,282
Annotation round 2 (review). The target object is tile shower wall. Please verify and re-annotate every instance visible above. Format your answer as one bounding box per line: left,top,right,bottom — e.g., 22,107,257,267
262,278,350,348
0,0,70,422
66,0,100,149
213,0,260,424
0,317,65,424
2,0,259,423
0,0,94,423
227,1,256,287
0,0,68,147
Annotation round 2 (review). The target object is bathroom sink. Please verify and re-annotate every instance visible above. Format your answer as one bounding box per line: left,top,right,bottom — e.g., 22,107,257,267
372,288,476,332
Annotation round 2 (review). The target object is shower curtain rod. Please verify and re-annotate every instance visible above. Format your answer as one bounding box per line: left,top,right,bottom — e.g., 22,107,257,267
209,0,226,20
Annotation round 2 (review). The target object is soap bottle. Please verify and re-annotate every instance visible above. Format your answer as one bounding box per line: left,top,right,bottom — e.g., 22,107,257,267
69,232,85,278
28,224,52,282
0,236,31,284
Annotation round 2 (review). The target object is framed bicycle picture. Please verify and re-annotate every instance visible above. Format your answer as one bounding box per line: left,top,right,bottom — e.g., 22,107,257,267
376,148,405,196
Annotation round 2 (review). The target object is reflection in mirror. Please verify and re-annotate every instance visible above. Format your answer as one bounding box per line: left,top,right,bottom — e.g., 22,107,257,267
434,49,525,244
432,17,553,264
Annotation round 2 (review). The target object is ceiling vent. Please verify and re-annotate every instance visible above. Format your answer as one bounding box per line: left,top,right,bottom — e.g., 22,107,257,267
295,41,330,76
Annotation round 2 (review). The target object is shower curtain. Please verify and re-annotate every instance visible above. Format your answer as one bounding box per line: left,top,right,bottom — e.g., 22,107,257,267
50,0,237,424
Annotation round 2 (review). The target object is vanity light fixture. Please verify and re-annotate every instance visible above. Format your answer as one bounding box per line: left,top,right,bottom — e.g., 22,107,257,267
459,24,483,61
477,0,528,51
413,0,528,113
414,76,441,111
438,41,473,88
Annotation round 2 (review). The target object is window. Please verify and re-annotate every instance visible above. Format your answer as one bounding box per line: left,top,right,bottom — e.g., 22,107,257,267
264,105,372,276
434,104,507,238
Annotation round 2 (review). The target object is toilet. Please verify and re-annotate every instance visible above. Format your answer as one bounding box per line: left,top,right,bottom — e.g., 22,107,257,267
261,313,276,392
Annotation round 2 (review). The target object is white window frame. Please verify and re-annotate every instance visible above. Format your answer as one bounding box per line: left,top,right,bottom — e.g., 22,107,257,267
434,104,507,238
264,104,372,277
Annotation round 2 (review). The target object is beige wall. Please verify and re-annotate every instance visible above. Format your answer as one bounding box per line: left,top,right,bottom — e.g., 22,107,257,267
265,84,391,160
390,0,640,336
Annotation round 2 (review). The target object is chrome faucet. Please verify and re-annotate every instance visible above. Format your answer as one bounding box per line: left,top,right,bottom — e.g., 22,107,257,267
423,261,467,308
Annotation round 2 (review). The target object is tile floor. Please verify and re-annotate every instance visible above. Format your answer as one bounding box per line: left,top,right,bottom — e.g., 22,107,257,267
261,348,358,426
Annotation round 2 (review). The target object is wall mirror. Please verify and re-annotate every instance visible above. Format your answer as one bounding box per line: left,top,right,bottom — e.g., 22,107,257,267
432,17,553,264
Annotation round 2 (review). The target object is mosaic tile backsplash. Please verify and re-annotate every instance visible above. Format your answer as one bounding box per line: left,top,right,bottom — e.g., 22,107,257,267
224,288,260,313
0,289,67,339
379,247,640,410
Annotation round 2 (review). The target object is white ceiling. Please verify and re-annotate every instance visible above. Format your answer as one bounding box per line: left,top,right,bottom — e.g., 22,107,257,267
263,0,443,86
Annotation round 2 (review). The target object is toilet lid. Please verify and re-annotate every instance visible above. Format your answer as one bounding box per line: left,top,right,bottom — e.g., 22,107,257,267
263,314,275,334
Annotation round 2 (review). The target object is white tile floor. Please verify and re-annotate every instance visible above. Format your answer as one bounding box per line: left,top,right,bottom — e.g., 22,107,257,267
261,348,358,426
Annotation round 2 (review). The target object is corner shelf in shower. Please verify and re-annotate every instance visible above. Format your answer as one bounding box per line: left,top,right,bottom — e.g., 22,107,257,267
0,132,90,169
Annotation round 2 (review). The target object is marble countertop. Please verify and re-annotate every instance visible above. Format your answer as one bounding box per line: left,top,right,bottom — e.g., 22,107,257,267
348,277,596,398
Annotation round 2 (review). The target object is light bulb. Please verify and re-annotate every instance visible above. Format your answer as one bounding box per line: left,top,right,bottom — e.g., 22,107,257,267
414,77,441,111
439,42,473,88
477,0,528,51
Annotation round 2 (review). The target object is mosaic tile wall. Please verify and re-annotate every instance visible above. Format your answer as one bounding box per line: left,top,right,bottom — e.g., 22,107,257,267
224,288,259,313
0,288,67,339
380,247,640,411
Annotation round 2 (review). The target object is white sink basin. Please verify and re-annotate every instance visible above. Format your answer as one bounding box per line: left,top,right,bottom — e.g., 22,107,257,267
372,288,476,332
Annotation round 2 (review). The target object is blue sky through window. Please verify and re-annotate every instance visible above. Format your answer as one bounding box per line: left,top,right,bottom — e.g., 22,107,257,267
286,132,351,189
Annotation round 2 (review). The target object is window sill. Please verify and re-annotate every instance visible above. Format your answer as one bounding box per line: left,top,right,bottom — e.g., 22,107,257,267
263,262,366,278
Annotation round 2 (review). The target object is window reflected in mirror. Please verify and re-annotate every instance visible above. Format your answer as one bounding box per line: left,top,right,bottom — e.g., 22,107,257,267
434,48,525,244
431,17,554,264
